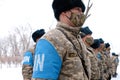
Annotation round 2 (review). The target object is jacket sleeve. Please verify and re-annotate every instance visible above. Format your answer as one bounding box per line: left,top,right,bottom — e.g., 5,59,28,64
22,51,34,80
32,39,62,79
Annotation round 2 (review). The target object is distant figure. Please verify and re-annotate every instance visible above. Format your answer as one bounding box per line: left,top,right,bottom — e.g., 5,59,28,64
97,38,106,80
104,42,112,80
111,52,119,78
22,29,45,80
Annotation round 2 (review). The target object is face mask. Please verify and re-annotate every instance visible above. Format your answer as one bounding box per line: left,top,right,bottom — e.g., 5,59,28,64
69,12,86,27
85,37,94,46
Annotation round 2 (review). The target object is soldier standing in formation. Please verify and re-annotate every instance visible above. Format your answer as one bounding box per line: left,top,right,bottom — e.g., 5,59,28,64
21,0,119,80
22,29,45,80
32,0,92,80
80,26,100,80
104,43,112,80
111,52,119,77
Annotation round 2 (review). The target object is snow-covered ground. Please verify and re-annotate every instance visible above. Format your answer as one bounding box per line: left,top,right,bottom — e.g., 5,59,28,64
0,64,23,80
0,63,120,80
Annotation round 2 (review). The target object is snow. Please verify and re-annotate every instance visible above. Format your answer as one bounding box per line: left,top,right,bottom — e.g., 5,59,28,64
0,63,119,80
0,64,23,80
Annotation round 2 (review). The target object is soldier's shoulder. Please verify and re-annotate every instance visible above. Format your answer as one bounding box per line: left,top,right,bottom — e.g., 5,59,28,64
26,46,35,55
43,29,66,43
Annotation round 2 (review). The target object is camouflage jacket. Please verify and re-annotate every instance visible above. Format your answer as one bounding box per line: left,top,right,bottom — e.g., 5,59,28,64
87,47,100,80
32,22,90,80
100,51,107,72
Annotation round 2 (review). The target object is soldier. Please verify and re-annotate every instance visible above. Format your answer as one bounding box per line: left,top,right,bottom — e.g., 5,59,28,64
98,38,108,80
111,52,119,78
32,0,91,80
22,29,45,80
91,39,100,55
104,42,112,80
80,27,100,80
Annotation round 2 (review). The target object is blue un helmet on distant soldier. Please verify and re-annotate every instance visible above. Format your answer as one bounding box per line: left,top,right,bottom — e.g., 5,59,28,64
22,29,45,80
32,0,93,80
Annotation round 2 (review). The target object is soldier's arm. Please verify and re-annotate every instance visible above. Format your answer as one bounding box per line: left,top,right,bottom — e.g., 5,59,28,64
32,39,62,79
22,51,34,80
22,65,33,80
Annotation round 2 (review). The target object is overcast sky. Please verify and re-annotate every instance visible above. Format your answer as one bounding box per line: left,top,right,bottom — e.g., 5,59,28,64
0,0,120,54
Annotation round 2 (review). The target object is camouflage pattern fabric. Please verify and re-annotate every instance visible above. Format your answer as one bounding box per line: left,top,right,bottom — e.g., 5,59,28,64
22,65,33,80
103,52,112,79
33,22,90,80
97,52,104,80
99,51,107,80
87,47,100,80
111,56,119,76
22,47,35,80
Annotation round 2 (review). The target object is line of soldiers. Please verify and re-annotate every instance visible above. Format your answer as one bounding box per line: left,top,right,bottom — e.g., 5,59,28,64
22,26,119,80
80,26,119,80
21,0,119,80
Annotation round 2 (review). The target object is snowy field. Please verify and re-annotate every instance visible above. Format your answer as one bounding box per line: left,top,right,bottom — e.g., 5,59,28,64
0,64,23,80
0,63,120,80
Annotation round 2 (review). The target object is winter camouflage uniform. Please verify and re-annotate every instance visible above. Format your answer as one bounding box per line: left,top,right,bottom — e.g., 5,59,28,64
103,51,112,80
96,52,103,80
103,52,109,80
22,46,35,80
104,43,112,79
111,55,119,77
99,51,107,80
87,47,100,80
32,22,91,80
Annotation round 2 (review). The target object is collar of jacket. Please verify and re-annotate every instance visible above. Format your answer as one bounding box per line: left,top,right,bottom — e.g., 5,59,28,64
56,22,81,37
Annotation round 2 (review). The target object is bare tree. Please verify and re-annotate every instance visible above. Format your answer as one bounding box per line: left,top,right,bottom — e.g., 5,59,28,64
0,24,34,67
9,24,33,66
0,38,9,68
14,24,33,55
